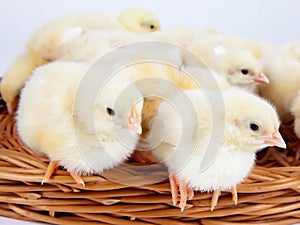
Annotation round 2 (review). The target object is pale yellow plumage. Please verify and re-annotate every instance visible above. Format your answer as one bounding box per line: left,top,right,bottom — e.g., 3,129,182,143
186,37,268,92
150,87,285,211
17,61,143,184
1,7,160,113
259,44,300,137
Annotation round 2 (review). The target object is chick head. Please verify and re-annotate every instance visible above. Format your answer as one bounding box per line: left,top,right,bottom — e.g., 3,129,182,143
219,50,269,87
119,7,160,33
223,89,285,152
94,75,143,136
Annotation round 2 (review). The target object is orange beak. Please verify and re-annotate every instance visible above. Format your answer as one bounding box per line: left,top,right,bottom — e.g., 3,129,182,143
253,72,269,84
264,131,286,149
128,108,142,134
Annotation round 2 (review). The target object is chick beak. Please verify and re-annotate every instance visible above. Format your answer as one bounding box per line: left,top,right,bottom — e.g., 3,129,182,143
128,108,142,135
253,72,269,84
264,131,286,149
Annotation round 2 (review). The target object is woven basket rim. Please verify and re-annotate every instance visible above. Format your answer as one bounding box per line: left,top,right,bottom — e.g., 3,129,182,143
0,87,300,225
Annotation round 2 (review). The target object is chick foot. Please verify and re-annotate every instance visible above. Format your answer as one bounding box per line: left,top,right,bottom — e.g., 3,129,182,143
169,172,194,211
42,160,85,186
210,186,238,211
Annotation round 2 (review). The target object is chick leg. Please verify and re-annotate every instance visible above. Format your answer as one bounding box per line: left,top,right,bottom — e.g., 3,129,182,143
42,160,58,184
169,173,194,211
42,160,85,187
211,190,221,211
231,186,238,205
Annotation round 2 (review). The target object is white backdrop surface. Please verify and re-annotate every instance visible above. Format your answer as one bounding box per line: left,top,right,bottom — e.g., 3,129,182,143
0,0,299,224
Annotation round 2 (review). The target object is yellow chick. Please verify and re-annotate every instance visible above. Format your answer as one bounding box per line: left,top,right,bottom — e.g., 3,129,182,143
191,30,264,58
187,42,268,93
1,7,160,114
119,7,160,33
283,41,300,62
259,44,300,138
16,61,143,185
150,88,285,211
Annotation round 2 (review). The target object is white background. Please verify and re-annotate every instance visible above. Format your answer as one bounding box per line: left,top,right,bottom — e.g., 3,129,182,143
0,0,299,224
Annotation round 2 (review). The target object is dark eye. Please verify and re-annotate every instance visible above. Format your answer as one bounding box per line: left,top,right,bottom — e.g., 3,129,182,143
106,108,115,116
250,123,259,131
150,24,155,30
241,69,249,75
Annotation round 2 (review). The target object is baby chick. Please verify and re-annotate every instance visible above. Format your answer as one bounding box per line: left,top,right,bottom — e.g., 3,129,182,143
16,61,143,185
187,42,269,92
150,88,285,211
0,50,45,113
259,44,300,137
1,7,159,113
283,41,300,62
190,30,263,58
28,8,159,61
119,7,160,33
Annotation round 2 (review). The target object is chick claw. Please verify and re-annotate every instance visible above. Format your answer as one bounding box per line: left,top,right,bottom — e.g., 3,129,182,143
169,173,194,212
231,186,238,205
211,190,221,211
70,171,85,187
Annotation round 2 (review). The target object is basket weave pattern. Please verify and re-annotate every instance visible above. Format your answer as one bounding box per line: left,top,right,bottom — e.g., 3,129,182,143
0,93,300,225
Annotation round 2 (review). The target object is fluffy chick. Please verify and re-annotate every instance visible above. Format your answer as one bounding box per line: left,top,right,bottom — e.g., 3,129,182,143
283,41,300,62
16,61,143,185
187,42,269,92
119,7,160,33
190,30,264,58
259,44,300,137
0,49,45,113
1,7,159,113
150,88,285,211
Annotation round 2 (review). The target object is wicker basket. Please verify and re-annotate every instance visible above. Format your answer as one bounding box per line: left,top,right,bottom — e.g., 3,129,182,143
0,91,300,225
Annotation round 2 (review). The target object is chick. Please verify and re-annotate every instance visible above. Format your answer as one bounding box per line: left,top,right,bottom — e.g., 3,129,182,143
187,42,269,92
119,7,160,33
1,7,159,113
144,28,268,92
29,8,159,61
150,88,285,211
190,30,264,58
0,49,45,113
259,44,300,137
16,61,143,185
283,41,300,62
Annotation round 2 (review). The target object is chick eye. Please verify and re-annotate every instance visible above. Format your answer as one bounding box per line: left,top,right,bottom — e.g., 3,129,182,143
249,123,259,131
150,24,155,30
241,69,249,75
106,108,115,116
